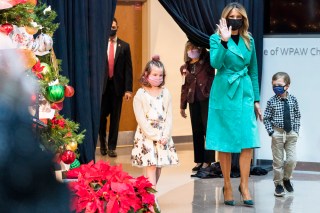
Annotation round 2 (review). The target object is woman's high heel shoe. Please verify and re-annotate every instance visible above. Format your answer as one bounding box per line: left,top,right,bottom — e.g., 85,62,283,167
238,186,254,206
222,187,235,206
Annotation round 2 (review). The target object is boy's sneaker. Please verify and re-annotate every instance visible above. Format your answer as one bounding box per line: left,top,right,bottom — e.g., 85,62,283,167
274,184,286,197
283,179,294,192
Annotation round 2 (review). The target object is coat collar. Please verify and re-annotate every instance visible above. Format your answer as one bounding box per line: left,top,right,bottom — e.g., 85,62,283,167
227,36,246,60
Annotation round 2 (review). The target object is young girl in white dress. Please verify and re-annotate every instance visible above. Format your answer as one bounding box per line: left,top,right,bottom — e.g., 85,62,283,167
131,55,179,191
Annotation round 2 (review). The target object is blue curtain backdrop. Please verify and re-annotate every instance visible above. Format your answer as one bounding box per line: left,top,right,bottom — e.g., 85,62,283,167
42,0,117,163
158,0,264,85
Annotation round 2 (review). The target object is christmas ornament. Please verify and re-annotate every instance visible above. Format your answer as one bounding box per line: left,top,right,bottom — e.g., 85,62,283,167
34,33,53,56
40,118,48,125
64,85,75,97
30,94,37,104
18,49,37,69
43,6,51,15
45,84,65,102
0,23,13,35
60,150,76,164
66,141,78,152
40,62,51,74
51,102,63,110
70,159,80,169
10,26,34,49
25,26,38,35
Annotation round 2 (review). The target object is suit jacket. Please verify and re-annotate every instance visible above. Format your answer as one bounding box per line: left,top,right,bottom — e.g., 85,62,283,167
180,51,215,109
103,38,133,96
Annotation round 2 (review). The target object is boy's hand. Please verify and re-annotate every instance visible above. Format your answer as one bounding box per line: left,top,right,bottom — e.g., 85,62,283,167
254,102,263,121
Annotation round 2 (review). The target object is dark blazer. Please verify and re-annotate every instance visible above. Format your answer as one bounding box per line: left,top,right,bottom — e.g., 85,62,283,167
180,51,215,109
103,38,133,96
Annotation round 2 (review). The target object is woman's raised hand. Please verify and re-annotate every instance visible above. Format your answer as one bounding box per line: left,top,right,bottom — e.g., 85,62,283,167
216,18,231,42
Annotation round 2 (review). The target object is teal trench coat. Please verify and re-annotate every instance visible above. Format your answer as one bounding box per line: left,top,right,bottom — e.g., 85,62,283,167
205,33,260,153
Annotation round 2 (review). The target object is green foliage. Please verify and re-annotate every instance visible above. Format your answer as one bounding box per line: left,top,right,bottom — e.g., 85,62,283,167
0,3,35,26
40,114,85,154
33,2,59,35
2,1,85,156
0,2,59,36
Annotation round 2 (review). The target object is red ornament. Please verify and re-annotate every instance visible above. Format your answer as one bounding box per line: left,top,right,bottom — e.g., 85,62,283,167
64,85,75,97
30,94,37,105
0,23,13,35
60,150,76,164
51,102,63,110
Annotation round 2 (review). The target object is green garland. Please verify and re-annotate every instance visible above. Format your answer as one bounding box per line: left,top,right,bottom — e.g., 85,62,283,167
1,2,85,155
0,1,59,36
33,2,59,35
40,114,86,156
0,4,35,26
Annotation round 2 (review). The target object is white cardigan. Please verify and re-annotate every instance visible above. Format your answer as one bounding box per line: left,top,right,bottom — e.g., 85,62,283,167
133,87,173,142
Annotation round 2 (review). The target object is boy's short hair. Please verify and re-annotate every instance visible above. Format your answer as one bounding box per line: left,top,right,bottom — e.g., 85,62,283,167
272,72,291,85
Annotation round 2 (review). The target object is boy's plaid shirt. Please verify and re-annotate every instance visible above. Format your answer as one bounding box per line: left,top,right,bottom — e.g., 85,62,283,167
263,93,301,136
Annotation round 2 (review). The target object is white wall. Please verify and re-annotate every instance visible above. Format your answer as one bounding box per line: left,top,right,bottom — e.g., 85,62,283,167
257,36,320,162
147,1,192,136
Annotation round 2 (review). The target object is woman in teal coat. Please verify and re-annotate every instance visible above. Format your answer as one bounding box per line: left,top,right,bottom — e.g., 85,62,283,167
206,2,262,206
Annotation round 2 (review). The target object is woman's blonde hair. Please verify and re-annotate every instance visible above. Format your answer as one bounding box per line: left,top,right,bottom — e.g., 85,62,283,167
220,2,251,50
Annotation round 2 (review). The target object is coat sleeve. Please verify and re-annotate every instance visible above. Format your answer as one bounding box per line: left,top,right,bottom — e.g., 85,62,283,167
124,43,133,93
133,91,161,141
180,65,188,109
162,89,173,141
247,37,260,102
209,33,228,69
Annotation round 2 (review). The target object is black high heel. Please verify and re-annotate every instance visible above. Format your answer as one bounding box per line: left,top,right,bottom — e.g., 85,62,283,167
238,186,254,206
222,187,235,206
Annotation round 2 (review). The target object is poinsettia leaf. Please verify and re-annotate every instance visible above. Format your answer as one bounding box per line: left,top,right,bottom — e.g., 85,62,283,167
146,187,157,193
111,181,133,194
106,197,119,213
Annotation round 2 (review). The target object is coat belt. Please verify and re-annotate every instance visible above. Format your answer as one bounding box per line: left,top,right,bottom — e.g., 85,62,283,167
225,67,248,99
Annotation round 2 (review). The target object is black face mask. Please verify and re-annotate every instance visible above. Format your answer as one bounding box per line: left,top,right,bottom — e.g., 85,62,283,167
227,18,243,31
110,29,117,37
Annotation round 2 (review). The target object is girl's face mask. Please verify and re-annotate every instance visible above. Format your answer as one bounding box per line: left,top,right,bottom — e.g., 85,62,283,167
148,75,163,87
187,49,200,59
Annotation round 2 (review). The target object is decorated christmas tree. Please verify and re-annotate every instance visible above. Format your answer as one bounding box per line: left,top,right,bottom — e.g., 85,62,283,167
0,0,84,167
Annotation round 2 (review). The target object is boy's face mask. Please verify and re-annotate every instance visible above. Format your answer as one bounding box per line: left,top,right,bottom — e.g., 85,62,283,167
273,85,286,95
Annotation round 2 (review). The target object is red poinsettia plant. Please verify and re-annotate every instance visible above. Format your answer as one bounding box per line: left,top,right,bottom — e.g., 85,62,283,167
68,161,160,213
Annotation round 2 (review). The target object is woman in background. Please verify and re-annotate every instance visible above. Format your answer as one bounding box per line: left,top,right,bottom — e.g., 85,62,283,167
179,41,216,178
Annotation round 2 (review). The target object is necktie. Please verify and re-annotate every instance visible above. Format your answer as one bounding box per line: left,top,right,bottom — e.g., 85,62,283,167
283,99,292,132
108,39,115,78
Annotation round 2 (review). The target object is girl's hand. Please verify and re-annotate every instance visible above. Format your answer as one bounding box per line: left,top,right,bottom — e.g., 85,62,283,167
254,102,263,121
160,138,168,145
216,18,231,42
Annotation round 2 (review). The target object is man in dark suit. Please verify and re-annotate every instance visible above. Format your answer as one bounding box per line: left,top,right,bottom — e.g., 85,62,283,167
99,18,133,157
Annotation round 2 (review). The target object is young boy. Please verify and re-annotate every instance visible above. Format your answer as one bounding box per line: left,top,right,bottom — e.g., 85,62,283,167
263,72,301,197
